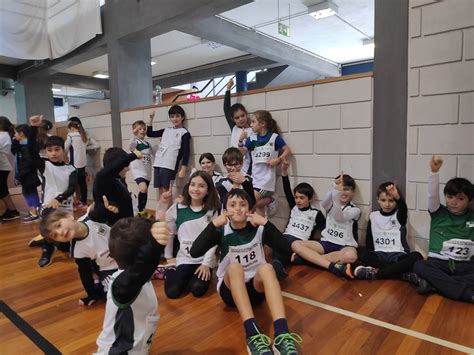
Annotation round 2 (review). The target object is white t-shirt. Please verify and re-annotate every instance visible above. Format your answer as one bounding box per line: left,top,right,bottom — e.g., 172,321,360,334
0,132,13,171
65,131,87,168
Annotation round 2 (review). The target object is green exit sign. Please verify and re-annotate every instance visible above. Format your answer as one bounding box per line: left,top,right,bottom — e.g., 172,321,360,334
278,22,290,37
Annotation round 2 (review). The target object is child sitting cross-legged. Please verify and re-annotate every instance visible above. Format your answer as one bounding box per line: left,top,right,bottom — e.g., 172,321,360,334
352,182,423,280
191,189,302,355
290,173,360,279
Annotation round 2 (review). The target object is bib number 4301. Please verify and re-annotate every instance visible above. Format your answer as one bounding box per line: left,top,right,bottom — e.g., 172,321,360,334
375,238,396,246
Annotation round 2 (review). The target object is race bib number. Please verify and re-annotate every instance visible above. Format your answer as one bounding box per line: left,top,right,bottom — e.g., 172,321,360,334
143,153,151,165
440,239,473,261
253,145,274,164
228,242,264,268
287,216,313,238
325,221,349,241
373,229,402,252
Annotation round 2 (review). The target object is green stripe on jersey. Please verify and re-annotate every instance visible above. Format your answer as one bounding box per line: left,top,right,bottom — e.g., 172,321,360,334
176,206,210,229
220,228,259,260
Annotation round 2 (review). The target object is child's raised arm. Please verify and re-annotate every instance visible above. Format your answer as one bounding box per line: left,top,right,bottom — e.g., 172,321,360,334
281,159,295,209
223,79,235,130
428,155,443,213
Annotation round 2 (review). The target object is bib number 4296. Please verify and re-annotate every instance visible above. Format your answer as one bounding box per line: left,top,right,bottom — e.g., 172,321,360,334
326,228,344,239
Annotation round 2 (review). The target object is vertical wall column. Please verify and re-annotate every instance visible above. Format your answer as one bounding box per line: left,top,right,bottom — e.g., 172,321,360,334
372,0,409,206
108,38,153,146
235,70,247,92
14,76,54,124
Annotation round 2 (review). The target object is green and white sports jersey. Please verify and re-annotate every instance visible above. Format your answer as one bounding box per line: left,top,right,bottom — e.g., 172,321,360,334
167,203,218,266
129,137,152,180
216,224,266,290
429,205,474,261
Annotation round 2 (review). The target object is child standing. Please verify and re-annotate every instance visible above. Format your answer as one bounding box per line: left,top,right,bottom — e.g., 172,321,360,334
12,124,41,223
239,110,291,216
413,155,474,303
164,171,221,299
0,116,20,221
353,182,423,280
291,174,360,279
65,120,88,209
147,105,191,206
40,207,118,306
95,217,170,354
215,147,255,206
129,120,153,215
191,189,301,355
223,79,254,175
271,159,326,281
29,115,78,267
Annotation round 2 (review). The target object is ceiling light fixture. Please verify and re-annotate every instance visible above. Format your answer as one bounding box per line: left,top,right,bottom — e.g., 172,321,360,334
52,88,61,92
307,0,338,20
92,71,109,79
151,61,156,66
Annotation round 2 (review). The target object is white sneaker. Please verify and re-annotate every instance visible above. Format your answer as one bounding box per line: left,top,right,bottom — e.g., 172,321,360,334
267,197,279,217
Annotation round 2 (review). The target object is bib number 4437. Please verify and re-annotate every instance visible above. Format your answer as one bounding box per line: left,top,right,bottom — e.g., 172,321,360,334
235,251,256,264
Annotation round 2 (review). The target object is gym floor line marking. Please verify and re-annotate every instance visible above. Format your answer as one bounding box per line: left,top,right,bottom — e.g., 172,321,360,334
0,300,61,354
282,292,474,354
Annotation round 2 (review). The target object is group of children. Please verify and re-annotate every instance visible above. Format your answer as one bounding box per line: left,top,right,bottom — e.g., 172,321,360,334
0,78,472,354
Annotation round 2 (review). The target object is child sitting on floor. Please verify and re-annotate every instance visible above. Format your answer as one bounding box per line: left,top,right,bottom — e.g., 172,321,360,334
191,189,301,355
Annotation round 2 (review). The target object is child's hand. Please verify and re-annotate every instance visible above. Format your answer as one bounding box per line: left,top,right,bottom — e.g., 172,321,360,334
44,199,59,209
151,220,170,246
148,111,155,122
174,194,184,204
29,115,43,127
246,212,267,227
103,195,119,214
177,165,186,178
281,159,289,176
385,183,400,200
212,211,230,228
129,140,137,152
238,130,248,144
195,265,211,281
133,149,143,160
430,155,443,173
226,79,234,90
228,172,245,185
267,157,281,167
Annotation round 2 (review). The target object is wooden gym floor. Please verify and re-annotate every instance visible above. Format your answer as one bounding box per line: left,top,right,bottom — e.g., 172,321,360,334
1,197,473,354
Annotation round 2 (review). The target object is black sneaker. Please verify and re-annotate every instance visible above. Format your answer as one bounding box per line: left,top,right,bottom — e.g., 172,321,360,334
417,278,435,295
38,246,54,268
1,209,20,221
272,259,288,281
21,213,40,224
354,266,378,280
401,272,420,286
331,263,355,279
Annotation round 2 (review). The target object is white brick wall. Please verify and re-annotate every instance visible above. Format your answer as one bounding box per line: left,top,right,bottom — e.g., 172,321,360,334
79,75,373,247
407,0,474,255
